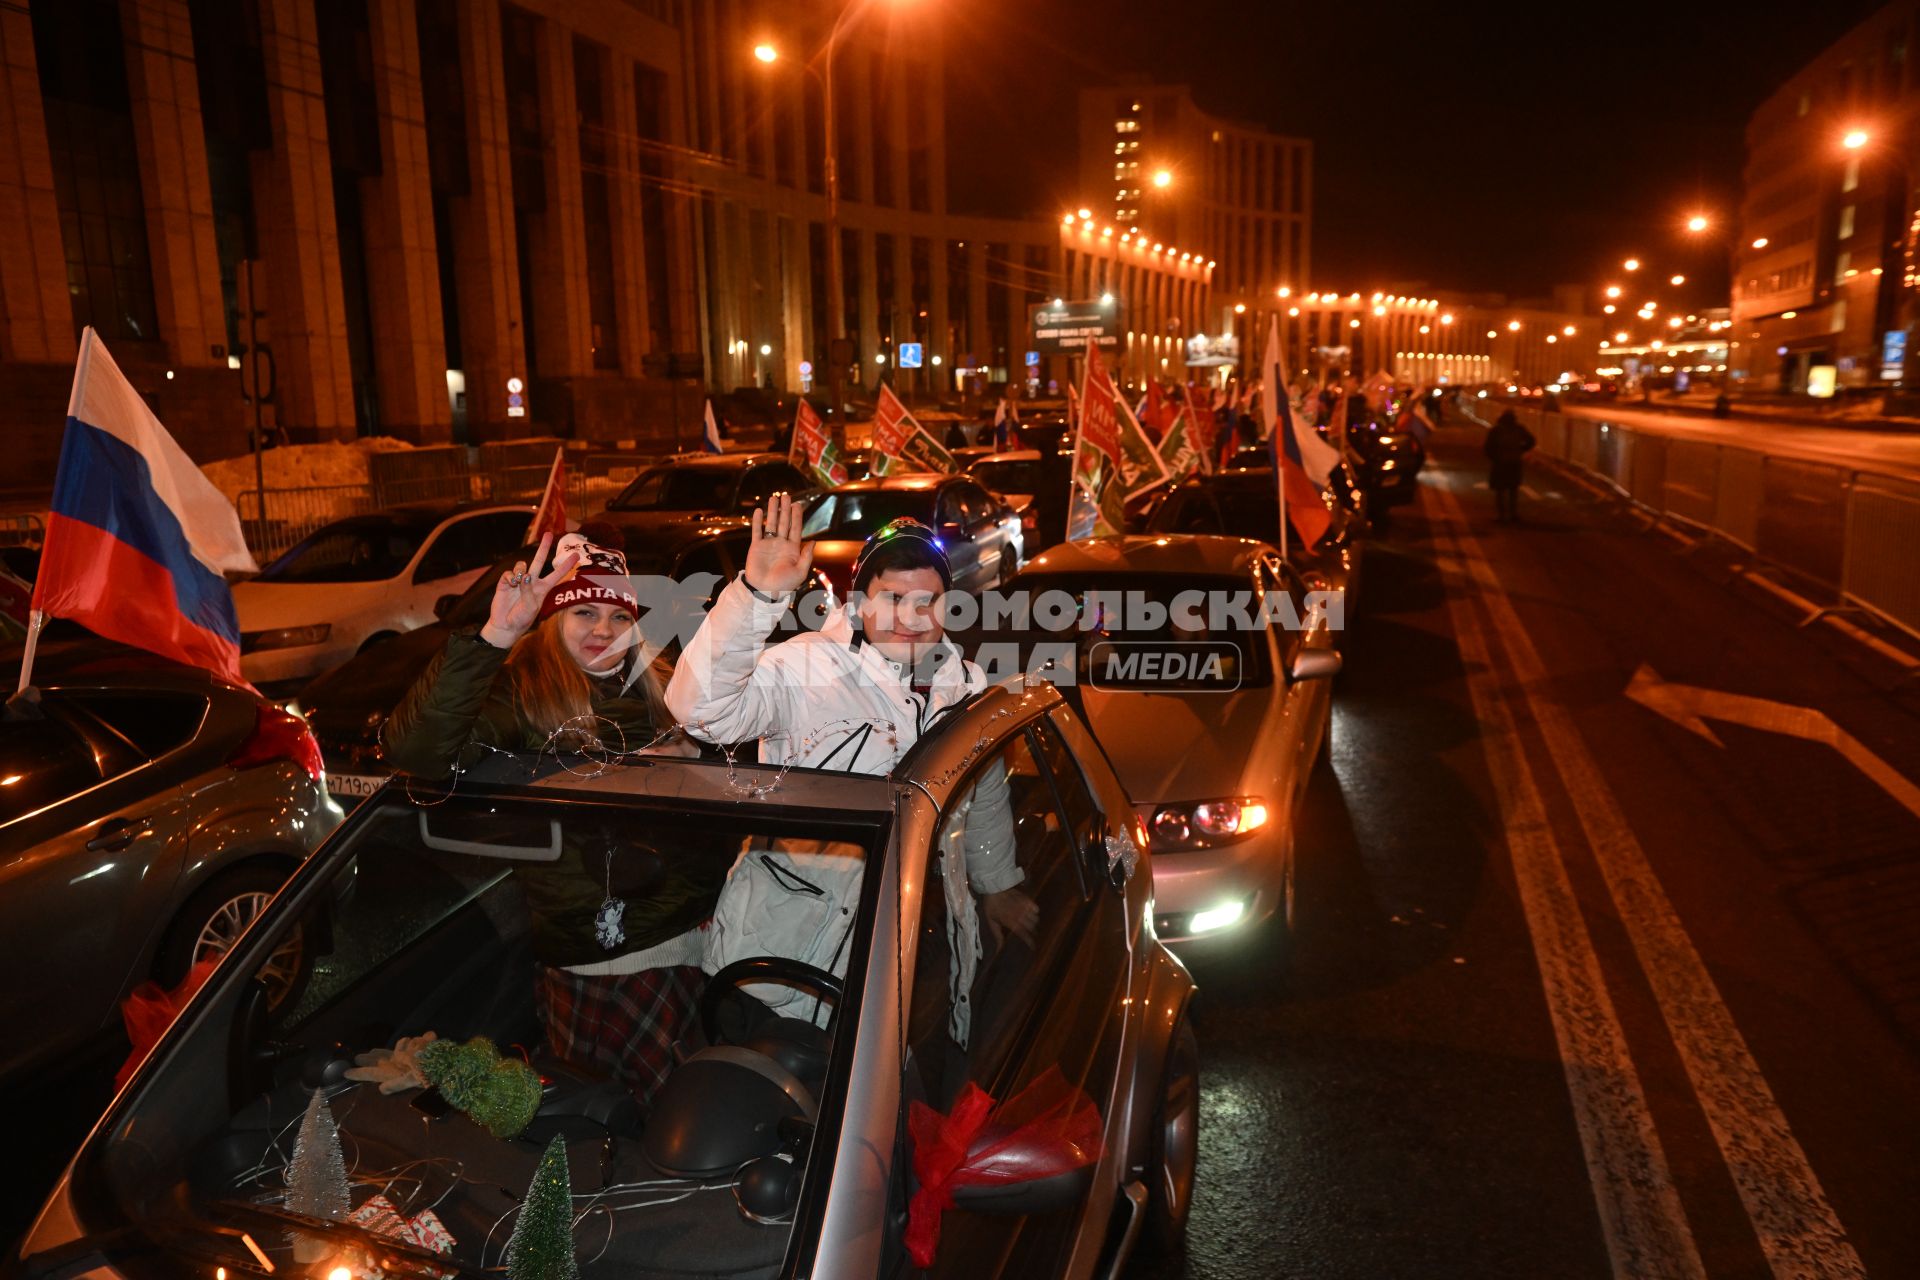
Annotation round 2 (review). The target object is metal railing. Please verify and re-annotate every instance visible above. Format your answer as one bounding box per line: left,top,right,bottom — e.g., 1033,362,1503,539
1508,405,1920,641
237,467,603,565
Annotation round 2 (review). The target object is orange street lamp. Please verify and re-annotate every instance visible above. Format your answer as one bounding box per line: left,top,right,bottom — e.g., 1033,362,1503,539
1685,214,1710,233
753,42,778,63
1624,258,1641,271
1751,236,1770,249
1670,274,1686,286
1604,285,1622,298
1506,319,1521,331
1152,168,1173,188
1842,129,1870,150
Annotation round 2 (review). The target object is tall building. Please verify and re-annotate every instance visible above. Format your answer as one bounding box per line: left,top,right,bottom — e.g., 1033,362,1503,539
1731,1,1918,395
0,0,1205,489
1077,81,1311,302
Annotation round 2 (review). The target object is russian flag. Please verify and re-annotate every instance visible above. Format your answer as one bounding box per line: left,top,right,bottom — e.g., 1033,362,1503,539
30,329,257,687
702,400,724,453
1259,318,1332,554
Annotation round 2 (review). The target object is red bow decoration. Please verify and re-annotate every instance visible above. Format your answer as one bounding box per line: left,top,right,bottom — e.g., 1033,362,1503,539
904,1066,1104,1267
116,958,219,1088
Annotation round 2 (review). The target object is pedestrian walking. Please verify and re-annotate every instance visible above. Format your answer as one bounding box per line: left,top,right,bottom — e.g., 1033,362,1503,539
1485,409,1537,523
384,527,721,1106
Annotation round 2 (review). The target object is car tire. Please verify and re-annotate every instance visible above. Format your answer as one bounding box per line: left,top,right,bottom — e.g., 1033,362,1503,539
157,863,309,1013
1141,1018,1200,1255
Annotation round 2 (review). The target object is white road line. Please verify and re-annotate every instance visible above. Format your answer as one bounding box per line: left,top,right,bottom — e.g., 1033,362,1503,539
1433,481,1867,1280
1427,504,1706,1279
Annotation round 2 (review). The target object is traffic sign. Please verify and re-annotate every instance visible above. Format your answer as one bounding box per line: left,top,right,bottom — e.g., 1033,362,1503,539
1025,350,1040,366
898,343,924,369
798,360,814,376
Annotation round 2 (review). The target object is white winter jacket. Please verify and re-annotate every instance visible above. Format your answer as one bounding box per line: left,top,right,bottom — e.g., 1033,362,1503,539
668,575,1022,1024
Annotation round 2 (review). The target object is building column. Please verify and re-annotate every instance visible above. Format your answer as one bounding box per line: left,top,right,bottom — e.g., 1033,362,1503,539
0,6,73,366
527,25,591,380
361,0,450,442
606,53,651,371
929,236,950,387
119,0,225,372
254,0,355,440
855,227,879,370
449,0,524,441
966,239,987,371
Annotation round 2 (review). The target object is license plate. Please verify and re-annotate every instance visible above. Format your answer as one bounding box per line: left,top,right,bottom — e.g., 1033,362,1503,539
326,772,388,799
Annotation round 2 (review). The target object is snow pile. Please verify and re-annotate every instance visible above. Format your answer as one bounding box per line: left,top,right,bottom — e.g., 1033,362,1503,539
200,437,417,502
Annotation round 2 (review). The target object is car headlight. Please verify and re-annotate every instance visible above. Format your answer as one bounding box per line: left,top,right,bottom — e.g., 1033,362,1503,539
242,623,332,653
1150,797,1268,851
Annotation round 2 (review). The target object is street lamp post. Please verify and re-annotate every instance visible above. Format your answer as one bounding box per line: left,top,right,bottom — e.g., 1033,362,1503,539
756,3,874,442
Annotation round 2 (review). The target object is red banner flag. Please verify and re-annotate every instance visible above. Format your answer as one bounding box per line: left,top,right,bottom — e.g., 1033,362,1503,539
526,447,568,543
1077,344,1123,465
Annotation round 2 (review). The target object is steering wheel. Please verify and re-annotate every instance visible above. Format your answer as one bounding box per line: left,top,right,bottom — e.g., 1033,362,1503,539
700,957,844,1045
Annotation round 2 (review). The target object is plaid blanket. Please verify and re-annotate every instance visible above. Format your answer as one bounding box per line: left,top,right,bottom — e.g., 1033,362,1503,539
535,963,704,1106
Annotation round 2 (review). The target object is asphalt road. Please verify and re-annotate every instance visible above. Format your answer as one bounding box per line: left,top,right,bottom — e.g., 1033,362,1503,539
1132,429,1920,1278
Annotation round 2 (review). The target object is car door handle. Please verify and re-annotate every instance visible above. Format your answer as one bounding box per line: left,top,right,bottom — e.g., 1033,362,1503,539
86,817,144,852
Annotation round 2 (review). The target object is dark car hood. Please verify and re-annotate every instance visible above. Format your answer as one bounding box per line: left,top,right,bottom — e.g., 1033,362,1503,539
596,509,727,539
299,624,452,746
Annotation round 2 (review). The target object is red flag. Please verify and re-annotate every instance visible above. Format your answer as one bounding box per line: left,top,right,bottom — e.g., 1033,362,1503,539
1143,380,1171,440
1077,345,1123,465
526,447,568,543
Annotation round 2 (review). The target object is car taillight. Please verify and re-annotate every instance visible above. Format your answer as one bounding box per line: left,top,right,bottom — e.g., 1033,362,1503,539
1021,507,1039,530
229,703,325,782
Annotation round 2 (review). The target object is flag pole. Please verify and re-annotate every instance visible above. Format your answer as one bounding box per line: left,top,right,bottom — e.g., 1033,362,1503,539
15,609,45,697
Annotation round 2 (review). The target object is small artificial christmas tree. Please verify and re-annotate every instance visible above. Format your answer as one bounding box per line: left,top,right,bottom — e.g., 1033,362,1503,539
285,1088,350,1261
505,1135,578,1280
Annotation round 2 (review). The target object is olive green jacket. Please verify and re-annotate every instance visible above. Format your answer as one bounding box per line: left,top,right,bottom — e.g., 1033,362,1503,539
384,630,724,968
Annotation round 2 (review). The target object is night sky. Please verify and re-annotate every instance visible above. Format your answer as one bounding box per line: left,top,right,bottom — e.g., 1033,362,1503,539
945,0,1887,304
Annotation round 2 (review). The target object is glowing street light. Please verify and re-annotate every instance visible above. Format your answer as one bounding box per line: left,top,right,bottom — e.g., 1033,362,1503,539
1614,331,1630,343
1506,319,1521,331
1752,236,1770,249
1604,304,1616,314
1234,302,1246,314
1624,258,1641,272
1486,329,1497,338
1152,168,1173,188
752,42,777,63
1685,214,1710,233
1842,129,1870,150
1670,274,1686,286
1440,313,1454,324
1605,285,1622,298
1562,325,1576,336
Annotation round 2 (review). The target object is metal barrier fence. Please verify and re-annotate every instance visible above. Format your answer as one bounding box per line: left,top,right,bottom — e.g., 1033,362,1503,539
0,513,45,549
238,467,601,565
1509,404,1920,641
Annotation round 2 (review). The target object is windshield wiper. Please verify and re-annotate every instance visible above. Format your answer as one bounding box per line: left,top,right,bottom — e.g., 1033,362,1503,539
210,1199,492,1280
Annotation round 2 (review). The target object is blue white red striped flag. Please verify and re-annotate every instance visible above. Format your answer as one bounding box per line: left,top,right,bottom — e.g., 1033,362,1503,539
29,328,257,687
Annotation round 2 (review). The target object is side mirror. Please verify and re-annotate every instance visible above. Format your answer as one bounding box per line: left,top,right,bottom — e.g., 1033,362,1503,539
1289,648,1342,682
945,1124,1097,1216
433,594,460,620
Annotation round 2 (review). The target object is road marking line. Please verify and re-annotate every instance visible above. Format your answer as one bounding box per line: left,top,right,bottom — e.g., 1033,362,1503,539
1434,481,1867,1280
1427,503,1706,1279
1626,664,1920,821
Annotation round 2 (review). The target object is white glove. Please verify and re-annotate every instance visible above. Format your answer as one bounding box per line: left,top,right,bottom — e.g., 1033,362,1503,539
343,1031,439,1094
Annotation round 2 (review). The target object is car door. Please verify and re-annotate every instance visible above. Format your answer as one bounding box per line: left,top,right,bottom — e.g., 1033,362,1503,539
890,723,1131,1277
0,692,202,1079
1259,556,1328,801
958,479,1018,579
409,512,532,630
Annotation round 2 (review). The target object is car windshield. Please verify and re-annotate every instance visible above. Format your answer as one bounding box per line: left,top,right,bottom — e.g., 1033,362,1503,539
59,769,888,1280
1014,571,1275,690
803,489,936,539
609,466,736,511
257,514,439,583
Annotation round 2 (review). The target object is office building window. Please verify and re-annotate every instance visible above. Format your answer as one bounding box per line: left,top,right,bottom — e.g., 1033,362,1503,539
635,63,673,353
1837,204,1855,240
575,37,619,369
32,0,160,344
870,51,894,208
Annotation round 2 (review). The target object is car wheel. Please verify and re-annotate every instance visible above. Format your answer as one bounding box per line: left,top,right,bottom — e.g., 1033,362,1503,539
158,865,308,1012
359,630,399,654
1142,1018,1200,1254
